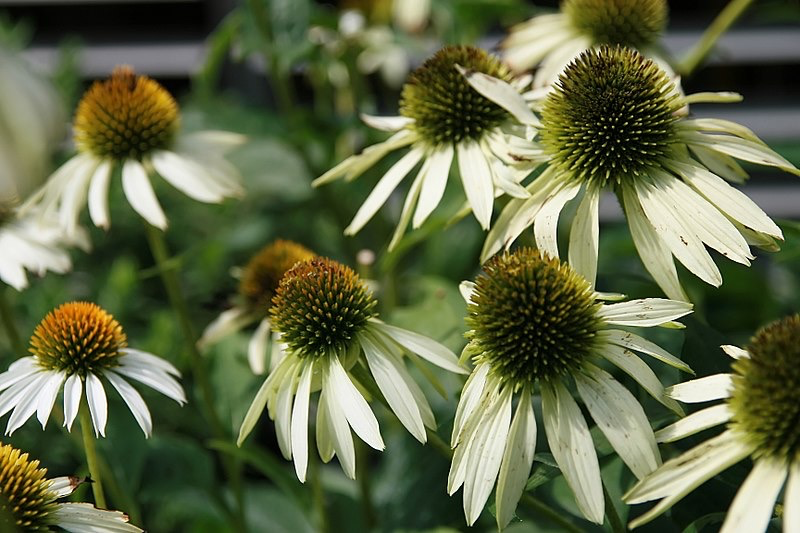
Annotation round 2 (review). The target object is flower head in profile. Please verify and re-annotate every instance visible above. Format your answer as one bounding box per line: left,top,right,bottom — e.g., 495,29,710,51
238,257,467,481
198,239,316,375
503,0,669,86
626,314,800,532
313,45,545,247
484,46,799,301
0,301,186,437
0,442,142,532
0,201,89,291
450,248,692,528
29,66,245,236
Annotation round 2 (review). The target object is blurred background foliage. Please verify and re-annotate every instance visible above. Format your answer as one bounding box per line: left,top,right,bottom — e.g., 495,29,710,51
1,0,800,531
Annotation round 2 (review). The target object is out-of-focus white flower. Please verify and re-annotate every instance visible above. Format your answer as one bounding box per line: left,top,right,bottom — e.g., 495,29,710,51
392,0,431,33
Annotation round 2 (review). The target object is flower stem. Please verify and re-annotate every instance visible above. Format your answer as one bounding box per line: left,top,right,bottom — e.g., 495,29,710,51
603,482,625,533
78,399,107,508
0,288,24,356
309,456,329,533
356,440,378,530
679,0,755,76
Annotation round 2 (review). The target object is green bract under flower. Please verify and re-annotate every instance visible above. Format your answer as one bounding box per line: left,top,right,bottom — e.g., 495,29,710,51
540,45,681,187
564,0,667,49
271,258,377,358
466,248,603,385
73,66,180,161
400,45,512,146
729,314,800,463
29,301,126,375
239,239,316,312
0,443,58,531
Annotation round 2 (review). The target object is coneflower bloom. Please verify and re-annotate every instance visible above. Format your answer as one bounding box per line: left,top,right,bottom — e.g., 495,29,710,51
0,301,186,437
450,248,692,528
502,0,669,86
198,239,315,375
484,46,799,301
625,314,800,532
313,45,545,248
0,442,142,532
238,257,466,481
28,66,244,236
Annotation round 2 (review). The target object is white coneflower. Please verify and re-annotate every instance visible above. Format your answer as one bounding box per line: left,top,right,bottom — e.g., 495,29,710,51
0,442,142,532
0,201,89,291
625,314,800,532
484,46,799,301
28,66,244,237
238,257,466,481
0,301,186,437
198,239,315,375
450,247,692,528
503,0,669,86
314,45,545,248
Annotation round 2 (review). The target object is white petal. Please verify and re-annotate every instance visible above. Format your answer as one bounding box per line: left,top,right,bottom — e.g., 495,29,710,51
359,114,413,132
247,318,272,375
325,354,384,451
85,373,108,437
36,371,66,428
0,357,39,392
344,147,424,235
541,380,604,524
313,131,416,186
496,387,536,529
720,459,786,533
63,374,82,431
370,321,466,374
690,145,748,184
457,141,494,230
452,363,491,446
388,162,424,251
361,333,425,443
151,150,226,203
121,349,181,376
237,357,291,445
458,281,476,304
197,307,255,350
575,365,660,479
683,92,742,104
316,389,336,463
291,361,314,482
533,180,581,258
413,146,453,228
322,372,357,478
457,65,539,125
598,298,693,327
784,462,800,533
105,371,153,437
568,184,600,287
52,502,143,532
58,157,97,237
121,159,167,229
49,476,82,498
88,159,113,229
667,374,732,403
275,359,302,459
181,130,246,153
6,374,50,435
721,344,749,359
655,404,731,443
599,329,693,373
682,131,800,176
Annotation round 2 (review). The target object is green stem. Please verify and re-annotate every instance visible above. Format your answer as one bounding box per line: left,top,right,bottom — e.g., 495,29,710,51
603,483,626,533
141,223,245,530
679,0,755,76
356,441,377,530
246,0,295,116
309,456,329,533
78,400,107,508
0,289,24,355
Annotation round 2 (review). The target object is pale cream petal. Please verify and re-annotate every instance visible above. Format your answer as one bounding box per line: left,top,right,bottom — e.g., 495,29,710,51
388,162,424,251
121,160,167,229
457,141,494,230
63,374,82,431
784,462,800,533
325,354,384,451
85,372,108,437
683,92,742,105
247,318,272,376
359,114,414,132
666,374,732,403
496,387,536,529
598,298,692,327
720,459,786,533
452,363,491,446
533,180,581,258
599,329,693,373
457,65,539,126
274,359,301,459
568,183,600,287
291,361,314,482
105,371,152,438
370,321,466,374
87,160,113,229
655,404,731,443
413,145,454,228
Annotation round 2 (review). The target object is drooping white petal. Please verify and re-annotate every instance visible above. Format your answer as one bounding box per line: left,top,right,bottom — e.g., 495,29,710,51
197,307,256,350
388,162,424,251
655,404,731,443
413,146,454,228
325,354,384,451
721,344,749,359
784,462,800,533
457,65,539,126
238,357,287,445
36,371,66,428
533,180,581,259
6,374,50,435
598,298,692,327
313,130,417,186
291,361,314,482
569,183,600,287
121,159,167,229
721,459,786,533
322,367,357,478
87,159,113,229
105,371,153,437
683,92,742,105
369,321,466,374
666,374,732,403
151,150,227,203
316,389,335,463
599,329,693,373
0,357,39,392
682,131,800,176
576,365,660,479
690,145,748,184
114,362,185,405
247,318,273,376
496,387,536,529
120,349,181,376
63,374,82,431
360,333,425,443
52,502,143,532
58,156,98,238
85,372,108,437
457,141,494,230
532,36,592,88
359,114,414,132
541,380,604,524
344,147,424,235
459,281,476,303
452,363,491,446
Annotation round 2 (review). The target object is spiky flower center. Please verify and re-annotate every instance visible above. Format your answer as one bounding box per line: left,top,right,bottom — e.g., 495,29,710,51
540,46,681,188
0,443,58,531
466,248,603,386
564,0,667,49
239,240,316,312
30,302,127,375
400,45,513,146
729,315,800,463
271,258,377,358
73,66,179,160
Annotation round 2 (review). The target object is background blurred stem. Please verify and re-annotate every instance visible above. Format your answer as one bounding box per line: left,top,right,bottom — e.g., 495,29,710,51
679,0,754,76
247,0,295,117
309,455,329,533
0,289,24,356
142,222,245,530
356,440,378,530
78,400,107,508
